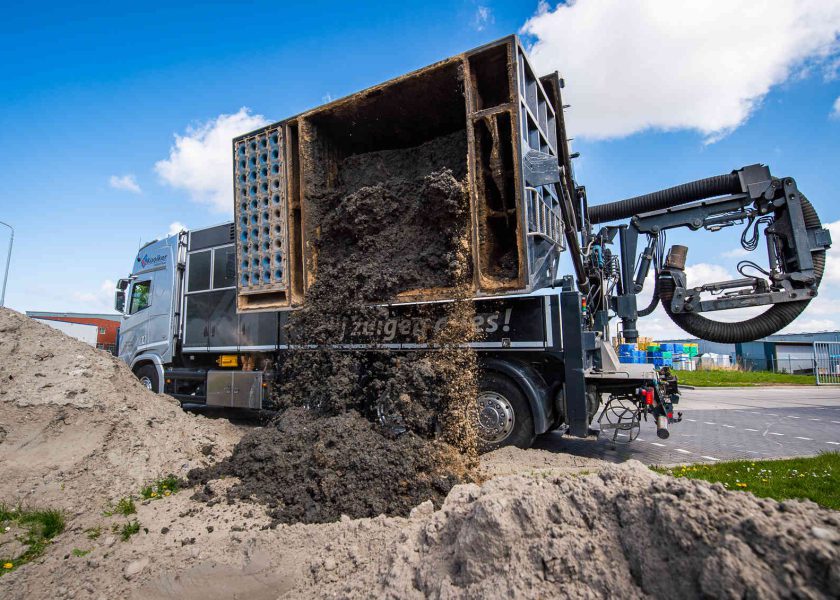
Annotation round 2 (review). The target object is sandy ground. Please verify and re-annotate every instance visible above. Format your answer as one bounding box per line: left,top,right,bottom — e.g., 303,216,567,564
2,308,839,599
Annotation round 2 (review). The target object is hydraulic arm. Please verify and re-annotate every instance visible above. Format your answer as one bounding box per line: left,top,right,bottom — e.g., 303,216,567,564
586,164,831,343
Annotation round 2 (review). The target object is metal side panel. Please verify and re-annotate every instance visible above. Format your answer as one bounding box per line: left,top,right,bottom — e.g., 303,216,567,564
232,371,263,409
206,371,232,407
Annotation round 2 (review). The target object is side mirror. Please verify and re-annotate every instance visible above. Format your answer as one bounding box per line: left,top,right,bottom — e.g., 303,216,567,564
115,278,131,314
115,290,126,314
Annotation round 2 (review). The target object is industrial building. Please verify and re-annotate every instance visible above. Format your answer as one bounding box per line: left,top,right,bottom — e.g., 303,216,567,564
25,311,121,355
660,331,840,373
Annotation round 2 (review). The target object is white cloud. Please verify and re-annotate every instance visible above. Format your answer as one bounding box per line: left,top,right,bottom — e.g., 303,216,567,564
473,5,494,31
155,108,270,213
167,221,186,236
720,247,750,259
109,174,141,194
832,96,840,118
822,220,840,284
522,0,840,140
683,263,731,286
71,279,117,313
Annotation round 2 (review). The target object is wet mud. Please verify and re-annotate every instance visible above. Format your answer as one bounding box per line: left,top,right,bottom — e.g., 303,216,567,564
191,131,482,523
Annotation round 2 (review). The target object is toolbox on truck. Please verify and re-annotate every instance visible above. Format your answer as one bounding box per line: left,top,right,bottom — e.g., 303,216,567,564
233,35,573,312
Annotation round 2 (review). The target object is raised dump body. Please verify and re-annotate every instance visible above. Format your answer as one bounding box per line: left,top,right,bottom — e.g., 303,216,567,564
234,35,574,311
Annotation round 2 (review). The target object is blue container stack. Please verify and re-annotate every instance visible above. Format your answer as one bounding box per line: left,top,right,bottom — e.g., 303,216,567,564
620,345,658,364
647,348,674,368
618,343,635,364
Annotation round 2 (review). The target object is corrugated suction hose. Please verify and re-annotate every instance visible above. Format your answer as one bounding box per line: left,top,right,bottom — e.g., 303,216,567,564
658,195,823,343
589,173,741,224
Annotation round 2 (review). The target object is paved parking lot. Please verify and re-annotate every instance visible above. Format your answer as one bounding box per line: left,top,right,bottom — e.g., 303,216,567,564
536,386,840,465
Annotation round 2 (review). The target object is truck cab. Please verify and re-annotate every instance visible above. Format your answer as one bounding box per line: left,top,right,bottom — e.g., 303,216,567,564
115,233,185,391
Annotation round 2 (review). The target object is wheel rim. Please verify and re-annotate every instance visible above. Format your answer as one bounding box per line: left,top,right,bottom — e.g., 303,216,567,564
139,375,153,391
477,391,515,444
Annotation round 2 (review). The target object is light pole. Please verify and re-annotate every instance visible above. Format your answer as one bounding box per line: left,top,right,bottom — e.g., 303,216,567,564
0,220,13,308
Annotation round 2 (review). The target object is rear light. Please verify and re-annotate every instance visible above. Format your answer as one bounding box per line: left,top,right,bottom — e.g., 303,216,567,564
642,388,654,406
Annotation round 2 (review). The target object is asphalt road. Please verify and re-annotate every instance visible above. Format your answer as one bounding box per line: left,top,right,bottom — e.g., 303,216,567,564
536,386,840,465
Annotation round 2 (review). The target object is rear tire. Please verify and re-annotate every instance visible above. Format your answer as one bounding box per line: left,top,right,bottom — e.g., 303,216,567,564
477,372,535,452
135,364,160,393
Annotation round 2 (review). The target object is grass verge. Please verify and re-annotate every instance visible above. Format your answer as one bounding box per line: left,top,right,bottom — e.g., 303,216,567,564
0,505,66,575
676,370,814,387
652,452,840,510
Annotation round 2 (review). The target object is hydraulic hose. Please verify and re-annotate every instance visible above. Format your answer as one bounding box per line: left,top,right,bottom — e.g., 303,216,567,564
589,173,741,224
658,195,824,343
637,275,659,317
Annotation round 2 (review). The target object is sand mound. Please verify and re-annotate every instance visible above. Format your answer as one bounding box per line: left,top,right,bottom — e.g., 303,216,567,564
479,445,607,478
0,308,241,512
294,463,840,598
189,408,474,524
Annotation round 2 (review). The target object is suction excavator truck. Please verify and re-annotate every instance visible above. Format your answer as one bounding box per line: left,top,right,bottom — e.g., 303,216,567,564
114,35,831,451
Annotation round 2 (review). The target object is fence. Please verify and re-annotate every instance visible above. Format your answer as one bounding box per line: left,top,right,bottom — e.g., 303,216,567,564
741,355,816,374
814,341,840,385
641,354,820,374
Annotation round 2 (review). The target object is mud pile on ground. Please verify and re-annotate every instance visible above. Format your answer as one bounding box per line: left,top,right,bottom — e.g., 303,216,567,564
0,308,240,513
189,408,471,525
293,462,840,599
191,132,481,523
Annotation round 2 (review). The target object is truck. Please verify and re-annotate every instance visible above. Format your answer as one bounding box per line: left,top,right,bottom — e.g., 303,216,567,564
114,35,830,450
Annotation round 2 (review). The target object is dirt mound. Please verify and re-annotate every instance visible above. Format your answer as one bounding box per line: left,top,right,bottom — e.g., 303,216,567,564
0,308,241,513
294,462,840,598
4,455,837,599
188,408,474,524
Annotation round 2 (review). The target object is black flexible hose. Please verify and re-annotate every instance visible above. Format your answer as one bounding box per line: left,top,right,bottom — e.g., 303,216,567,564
637,275,660,317
658,195,824,343
589,173,741,224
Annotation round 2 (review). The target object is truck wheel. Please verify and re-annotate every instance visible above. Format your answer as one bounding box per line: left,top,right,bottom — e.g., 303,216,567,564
477,373,535,452
135,364,160,393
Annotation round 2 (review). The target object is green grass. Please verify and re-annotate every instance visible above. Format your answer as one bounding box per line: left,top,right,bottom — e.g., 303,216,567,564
118,520,141,541
676,369,815,387
653,452,840,510
140,475,180,500
71,548,90,558
103,497,136,517
0,505,66,575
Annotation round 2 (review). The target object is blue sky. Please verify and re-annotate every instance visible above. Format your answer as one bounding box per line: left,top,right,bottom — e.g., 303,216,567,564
1,0,838,338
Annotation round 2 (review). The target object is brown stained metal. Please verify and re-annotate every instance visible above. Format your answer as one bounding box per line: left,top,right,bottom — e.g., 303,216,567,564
285,121,305,306
461,56,482,298
234,34,563,311
470,103,514,120
506,41,528,294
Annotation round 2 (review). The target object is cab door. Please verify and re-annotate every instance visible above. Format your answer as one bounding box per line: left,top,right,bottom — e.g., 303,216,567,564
117,279,152,363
